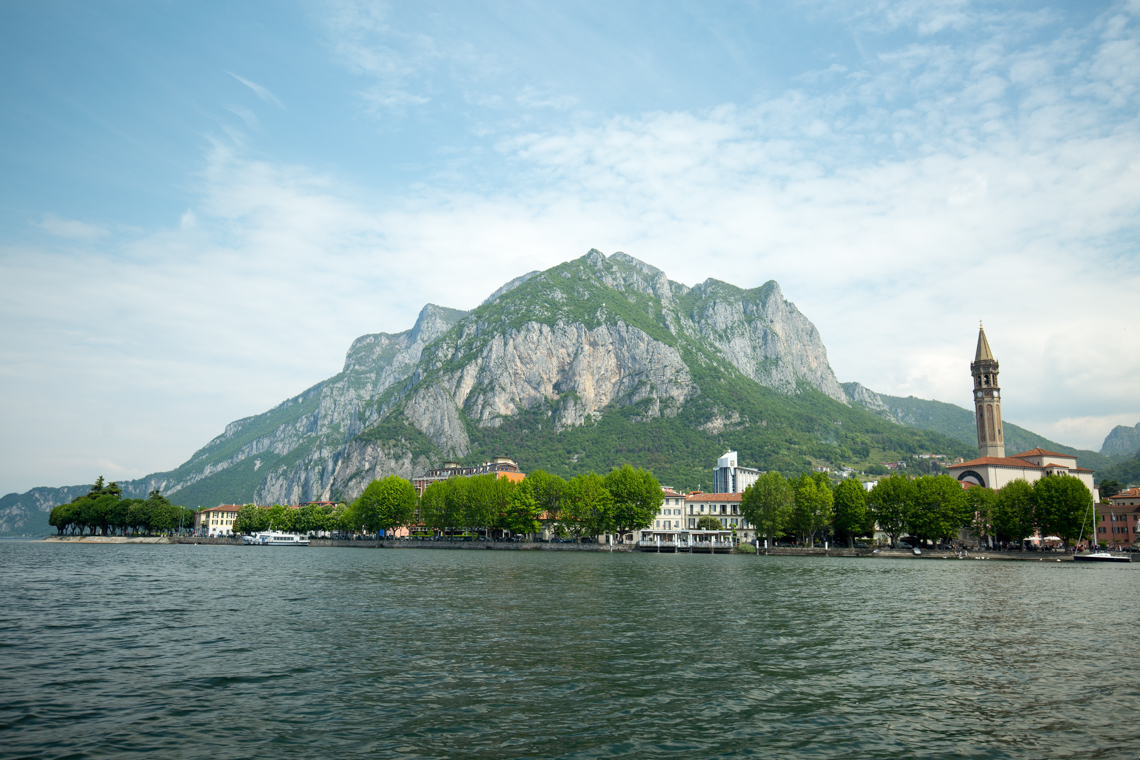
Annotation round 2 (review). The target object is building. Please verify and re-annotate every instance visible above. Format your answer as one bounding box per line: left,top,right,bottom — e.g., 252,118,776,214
1093,503,1139,548
412,456,525,495
971,324,1005,458
640,487,688,542
712,451,761,494
194,505,242,537
1108,487,1140,506
946,327,1096,494
683,491,754,542
947,447,1096,493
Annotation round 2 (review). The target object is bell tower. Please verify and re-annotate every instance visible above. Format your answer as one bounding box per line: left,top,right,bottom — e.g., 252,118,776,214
971,323,1004,458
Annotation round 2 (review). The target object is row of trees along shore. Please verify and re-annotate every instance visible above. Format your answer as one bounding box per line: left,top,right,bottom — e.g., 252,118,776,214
230,465,665,540
740,471,1096,548
49,468,1094,548
49,477,194,535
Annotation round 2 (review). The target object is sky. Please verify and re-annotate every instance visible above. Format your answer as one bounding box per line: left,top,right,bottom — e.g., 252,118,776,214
1,0,1138,496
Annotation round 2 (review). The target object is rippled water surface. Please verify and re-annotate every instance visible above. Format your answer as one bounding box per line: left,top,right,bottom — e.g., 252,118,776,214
2,543,1138,759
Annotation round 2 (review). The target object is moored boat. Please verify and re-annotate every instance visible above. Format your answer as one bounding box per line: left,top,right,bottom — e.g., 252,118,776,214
243,530,310,546
1073,551,1130,563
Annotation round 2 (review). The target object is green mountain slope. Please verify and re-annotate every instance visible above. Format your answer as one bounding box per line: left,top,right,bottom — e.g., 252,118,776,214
877,394,1113,472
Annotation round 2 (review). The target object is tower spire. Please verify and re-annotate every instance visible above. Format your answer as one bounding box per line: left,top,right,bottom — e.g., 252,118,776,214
975,323,994,362
970,324,1004,458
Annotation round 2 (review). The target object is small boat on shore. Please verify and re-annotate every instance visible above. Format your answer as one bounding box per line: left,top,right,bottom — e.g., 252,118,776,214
1073,551,1130,563
243,530,310,546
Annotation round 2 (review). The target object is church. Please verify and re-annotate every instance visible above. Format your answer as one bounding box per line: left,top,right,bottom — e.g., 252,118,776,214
945,326,1096,493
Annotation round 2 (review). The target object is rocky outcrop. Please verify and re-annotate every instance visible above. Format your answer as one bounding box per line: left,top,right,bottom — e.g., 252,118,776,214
683,279,848,404
1101,422,1140,458
842,382,891,416
437,319,694,431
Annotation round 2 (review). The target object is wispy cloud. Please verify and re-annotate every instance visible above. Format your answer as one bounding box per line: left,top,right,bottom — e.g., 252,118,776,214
34,213,109,239
227,72,284,108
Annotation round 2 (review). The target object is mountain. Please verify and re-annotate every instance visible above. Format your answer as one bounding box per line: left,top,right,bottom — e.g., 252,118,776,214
1100,422,1140,459
1098,452,1140,487
2,250,1102,534
841,383,1114,472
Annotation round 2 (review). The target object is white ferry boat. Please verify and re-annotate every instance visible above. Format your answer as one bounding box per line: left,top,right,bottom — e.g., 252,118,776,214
243,530,310,546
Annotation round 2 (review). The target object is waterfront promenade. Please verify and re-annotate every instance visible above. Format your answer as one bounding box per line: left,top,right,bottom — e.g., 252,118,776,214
39,535,1105,560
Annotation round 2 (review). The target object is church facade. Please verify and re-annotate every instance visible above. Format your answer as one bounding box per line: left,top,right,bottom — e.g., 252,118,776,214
945,326,1096,493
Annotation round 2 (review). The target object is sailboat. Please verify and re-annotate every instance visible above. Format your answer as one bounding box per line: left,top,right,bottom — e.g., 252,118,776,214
1073,499,1130,563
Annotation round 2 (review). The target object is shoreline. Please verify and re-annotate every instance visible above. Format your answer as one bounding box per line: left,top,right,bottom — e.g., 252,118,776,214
33,535,1124,561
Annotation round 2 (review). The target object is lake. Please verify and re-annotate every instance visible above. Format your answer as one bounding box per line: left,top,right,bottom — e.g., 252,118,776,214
1,543,1136,758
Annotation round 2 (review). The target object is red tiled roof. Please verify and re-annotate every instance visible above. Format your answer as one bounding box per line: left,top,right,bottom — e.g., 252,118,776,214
947,457,1042,469
685,492,743,502
1110,487,1140,498
1011,448,1074,459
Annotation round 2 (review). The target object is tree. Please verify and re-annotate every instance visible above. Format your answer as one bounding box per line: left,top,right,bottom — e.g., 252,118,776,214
354,476,418,536
420,479,462,534
965,486,996,547
908,475,969,545
832,478,869,548
233,504,261,535
1034,475,1093,546
561,473,613,540
696,515,723,531
791,474,832,546
740,471,794,545
462,474,503,536
1097,479,1122,500
868,475,914,547
604,465,662,540
527,470,566,535
501,479,541,537
993,480,1036,547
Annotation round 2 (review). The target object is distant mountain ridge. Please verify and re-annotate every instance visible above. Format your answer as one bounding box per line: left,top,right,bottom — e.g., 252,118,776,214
1100,422,1140,458
0,251,1116,534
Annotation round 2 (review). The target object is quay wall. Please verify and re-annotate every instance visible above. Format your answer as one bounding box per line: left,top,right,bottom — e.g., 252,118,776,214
41,535,1084,560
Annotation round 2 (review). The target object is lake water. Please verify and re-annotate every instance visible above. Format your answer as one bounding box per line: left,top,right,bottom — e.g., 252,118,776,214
1,543,1137,759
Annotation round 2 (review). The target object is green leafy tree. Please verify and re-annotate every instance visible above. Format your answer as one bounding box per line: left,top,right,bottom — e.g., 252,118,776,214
868,475,915,547
420,479,461,534
562,473,614,540
501,478,541,537
604,465,663,540
993,480,1036,547
1097,479,1122,500
1034,475,1093,546
462,474,503,536
791,474,832,546
527,470,566,534
832,478,869,548
354,476,418,536
740,471,793,545
965,486,996,547
233,504,261,535
908,475,969,545
696,515,723,530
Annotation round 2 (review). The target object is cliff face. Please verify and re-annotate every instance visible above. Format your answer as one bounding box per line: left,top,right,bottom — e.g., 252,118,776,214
3,250,863,530
1101,422,1140,458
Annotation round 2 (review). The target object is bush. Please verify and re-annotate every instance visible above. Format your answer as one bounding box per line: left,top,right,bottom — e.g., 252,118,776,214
735,542,757,554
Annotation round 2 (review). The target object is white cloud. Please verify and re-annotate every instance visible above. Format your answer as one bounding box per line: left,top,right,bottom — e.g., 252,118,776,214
34,213,109,239
227,72,284,108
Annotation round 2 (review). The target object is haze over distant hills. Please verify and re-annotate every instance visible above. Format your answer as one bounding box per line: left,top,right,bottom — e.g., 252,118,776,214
1,251,1129,534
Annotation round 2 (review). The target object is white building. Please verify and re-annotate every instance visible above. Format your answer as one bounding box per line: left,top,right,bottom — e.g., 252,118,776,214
713,451,761,494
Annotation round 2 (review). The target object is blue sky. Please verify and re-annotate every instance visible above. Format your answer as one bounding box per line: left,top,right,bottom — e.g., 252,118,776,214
1,0,1138,495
